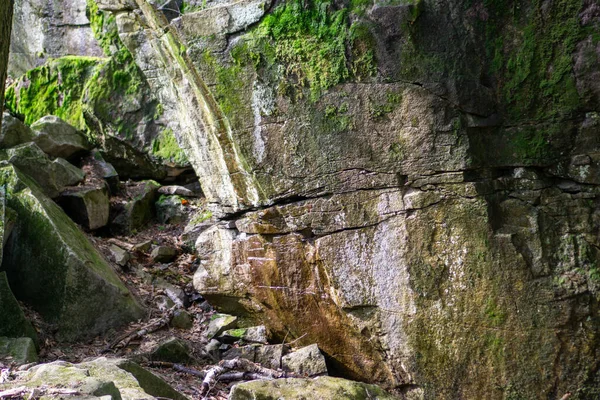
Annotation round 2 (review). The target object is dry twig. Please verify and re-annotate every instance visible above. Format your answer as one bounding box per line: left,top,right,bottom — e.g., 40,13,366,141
106,306,177,351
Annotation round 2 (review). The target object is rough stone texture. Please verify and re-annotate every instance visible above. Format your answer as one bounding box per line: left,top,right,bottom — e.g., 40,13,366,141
0,164,143,341
1,142,83,198
171,309,193,329
156,195,188,224
149,337,192,363
151,245,178,263
31,115,90,159
0,337,38,365
0,113,35,148
205,314,238,338
0,272,38,343
58,185,111,230
282,344,328,377
111,180,160,234
0,357,188,400
8,0,104,77
110,244,131,267
229,377,401,400
105,0,600,397
220,325,268,344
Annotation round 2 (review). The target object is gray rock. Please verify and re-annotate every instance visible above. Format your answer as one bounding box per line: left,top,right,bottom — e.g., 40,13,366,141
205,314,237,339
181,220,212,250
151,245,177,263
282,344,328,377
52,157,86,188
255,344,285,370
0,337,38,365
229,377,399,400
158,185,198,197
133,239,152,253
156,195,188,224
205,339,221,359
220,325,268,344
171,309,193,329
150,337,192,363
111,180,161,235
0,164,143,341
154,295,175,312
0,112,34,148
0,272,37,343
30,116,90,159
57,185,110,230
3,142,64,198
154,278,186,307
109,244,131,267
0,357,188,400
222,345,257,363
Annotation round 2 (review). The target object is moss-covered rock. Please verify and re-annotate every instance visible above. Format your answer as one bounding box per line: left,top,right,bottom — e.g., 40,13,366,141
229,377,400,400
0,357,189,400
0,337,38,365
0,272,38,344
0,163,143,341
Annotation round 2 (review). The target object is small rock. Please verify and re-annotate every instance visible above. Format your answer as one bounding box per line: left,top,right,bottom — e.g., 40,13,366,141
31,116,90,159
205,314,238,339
0,112,35,148
154,278,187,307
171,309,193,329
282,344,328,377
255,344,286,370
57,185,110,230
155,295,175,312
205,339,221,359
156,195,188,224
150,337,192,363
220,325,269,344
111,180,160,235
223,345,258,362
151,245,177,263
219,343,231,352
52,158,86,188
158,185,198,197
133,239,152,253
109,244,130,267
0,337,38,365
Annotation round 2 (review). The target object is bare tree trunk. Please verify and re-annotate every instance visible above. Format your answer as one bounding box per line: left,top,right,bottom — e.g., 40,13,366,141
0,0,14,131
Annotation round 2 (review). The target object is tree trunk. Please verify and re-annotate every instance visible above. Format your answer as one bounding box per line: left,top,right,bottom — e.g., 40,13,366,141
0,0,14,131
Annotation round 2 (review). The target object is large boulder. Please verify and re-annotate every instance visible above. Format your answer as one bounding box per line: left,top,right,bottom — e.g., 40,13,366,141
57,185,110,230
31,115,90,159
0,112,34,148
229,377,400,400
1,142,85,198
0,357,188,400
0,163,143,341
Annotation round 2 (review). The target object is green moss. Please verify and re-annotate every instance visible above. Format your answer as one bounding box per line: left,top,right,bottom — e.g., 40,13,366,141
370,91,402,120
151,128,188,165
485,0,585,121
180,0,206,14
5,57,102,129
190,210,213,224
484,298,507,327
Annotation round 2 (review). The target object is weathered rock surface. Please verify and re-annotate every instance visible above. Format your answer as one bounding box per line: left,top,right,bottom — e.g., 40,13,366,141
1,142,84,198
282,344,328,377
229,377,400,400
58,185,110,230
0,357,188,400
0,164,143,341
0,337,38,365
205,314,238,339
111,180,160,234
0,113,34,148
43,0,600,397
149,337,192,363
8,0,104,76
0,272,37,343
151,245,177,263
31,115,90,159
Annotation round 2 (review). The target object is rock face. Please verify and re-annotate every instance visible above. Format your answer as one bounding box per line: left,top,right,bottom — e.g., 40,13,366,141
0,357,188,400
0,113,35,148
31,115,91,159
39,0,600,398
8,0,104,76
229,377,400,400
0,164,144,341
0,337,38,365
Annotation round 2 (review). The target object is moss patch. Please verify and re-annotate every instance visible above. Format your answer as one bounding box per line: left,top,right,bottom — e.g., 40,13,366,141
151,128,188,166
